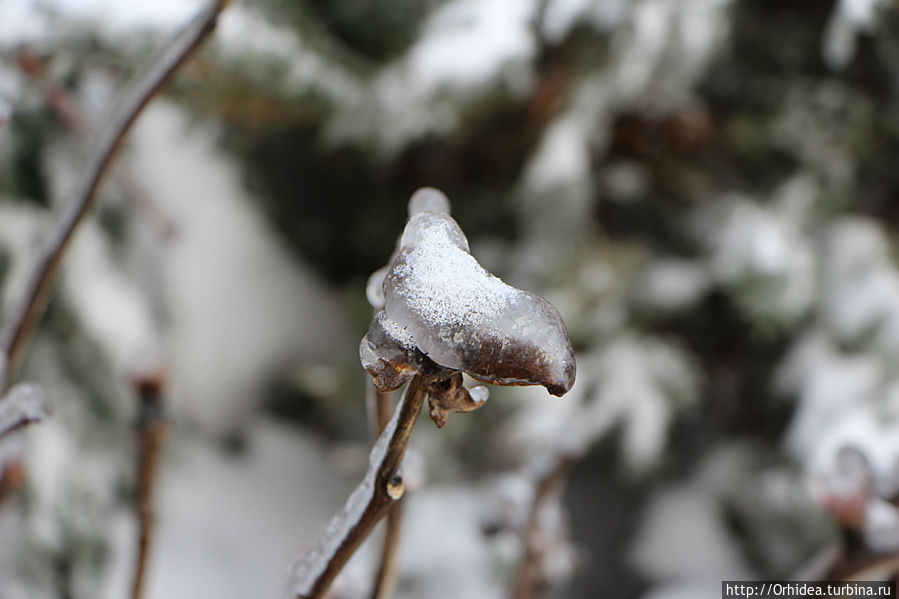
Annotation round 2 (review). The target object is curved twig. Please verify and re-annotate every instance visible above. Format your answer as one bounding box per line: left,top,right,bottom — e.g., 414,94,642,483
17,48,178,240
291,375,430,599
0,0,226,381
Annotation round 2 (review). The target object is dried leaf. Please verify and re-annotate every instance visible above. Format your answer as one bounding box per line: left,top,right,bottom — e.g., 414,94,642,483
426,372,490,428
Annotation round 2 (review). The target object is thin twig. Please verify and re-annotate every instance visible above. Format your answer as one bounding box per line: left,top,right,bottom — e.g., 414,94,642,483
17,48,178,240
511,452,577,599
372,498,404,599
370,388,403,599
130,367,167,599
0,0,226,381
291,375,431,599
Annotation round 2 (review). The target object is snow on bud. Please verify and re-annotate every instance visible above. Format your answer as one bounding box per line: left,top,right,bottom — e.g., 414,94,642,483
360,188,576,411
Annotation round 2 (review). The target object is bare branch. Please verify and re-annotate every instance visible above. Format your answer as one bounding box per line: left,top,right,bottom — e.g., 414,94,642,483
511,452,578,599
0,383,51,440
17,48,178,240
370,388,403,599
0,0,226,380
291,375,430,599
130,364,168,599
371,497,404,599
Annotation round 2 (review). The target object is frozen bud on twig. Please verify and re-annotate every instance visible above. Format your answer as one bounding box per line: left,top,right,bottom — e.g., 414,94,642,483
360,310,432,392
360,187,576,423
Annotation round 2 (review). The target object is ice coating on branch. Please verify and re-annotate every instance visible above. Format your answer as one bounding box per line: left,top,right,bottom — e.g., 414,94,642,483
361,188,576,397
360,310,430,391
291,385,406,596
408,186,451,216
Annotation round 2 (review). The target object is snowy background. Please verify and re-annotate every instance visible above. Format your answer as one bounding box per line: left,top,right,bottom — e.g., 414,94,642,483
1,0,899,598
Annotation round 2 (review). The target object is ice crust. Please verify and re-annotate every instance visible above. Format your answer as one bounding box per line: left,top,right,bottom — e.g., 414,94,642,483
362,189,576,397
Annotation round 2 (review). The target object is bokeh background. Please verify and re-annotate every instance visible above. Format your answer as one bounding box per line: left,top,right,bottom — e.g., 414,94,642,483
1,0,899,598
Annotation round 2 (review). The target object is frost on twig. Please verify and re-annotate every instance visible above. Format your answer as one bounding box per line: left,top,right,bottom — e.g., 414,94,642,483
0,383,51,440
291,375,429,599
361,187,576,426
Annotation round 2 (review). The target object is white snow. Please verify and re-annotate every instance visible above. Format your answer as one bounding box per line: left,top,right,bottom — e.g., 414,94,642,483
541,0,630,43
130,418,352,599
523,114,592,191
820,219,899,356
215,6,362,106
575,336,699,469
127,102,349,433
631,447,755,581
64,222,161,370
695,189,815,325
501,335,699,470
862,497,899,552
823,0,886,69
632,259,710,313
0,0,201,48
778,335,882,466
0,204,49,316
405,0,538,96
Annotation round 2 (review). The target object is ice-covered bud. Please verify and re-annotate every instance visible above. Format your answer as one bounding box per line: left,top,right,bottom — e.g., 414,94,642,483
360,188,576,401
360,310,431,392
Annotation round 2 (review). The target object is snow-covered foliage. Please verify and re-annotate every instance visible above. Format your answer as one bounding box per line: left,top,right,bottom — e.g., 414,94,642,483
500,334,699,471
692,181,816,327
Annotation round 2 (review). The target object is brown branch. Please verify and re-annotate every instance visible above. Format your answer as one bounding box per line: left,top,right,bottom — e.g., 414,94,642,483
0,0,226,383
291,375,430,599
510,452,578,599
17,48,178,240
130,366,167,599
371,497,404,599
370,388,403,599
